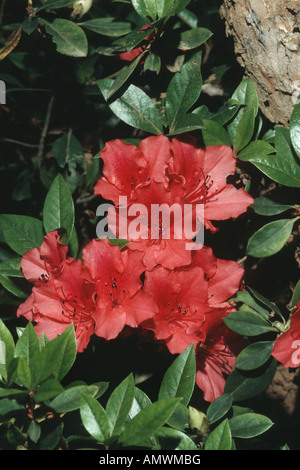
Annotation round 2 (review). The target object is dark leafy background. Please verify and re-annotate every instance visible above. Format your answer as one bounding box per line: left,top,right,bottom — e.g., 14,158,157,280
0,0,299,450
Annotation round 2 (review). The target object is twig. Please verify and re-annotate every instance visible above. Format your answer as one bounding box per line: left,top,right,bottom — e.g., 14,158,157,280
37,94,55,167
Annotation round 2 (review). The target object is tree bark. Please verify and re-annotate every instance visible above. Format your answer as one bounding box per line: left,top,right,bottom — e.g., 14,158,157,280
219,0,300,126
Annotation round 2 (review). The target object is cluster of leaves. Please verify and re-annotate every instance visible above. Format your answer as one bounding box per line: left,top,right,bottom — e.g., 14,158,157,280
0,0,299,451
0,320,280,450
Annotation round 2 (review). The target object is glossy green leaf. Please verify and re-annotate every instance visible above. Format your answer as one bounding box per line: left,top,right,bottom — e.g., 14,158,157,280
291,279,300,307
37,0,75,11
206,394,233,425
80,393,111,442
155,427,198,450
249,127,300,187
223,310,276,336
0,258,22,277
43,174,75,243
0,319,15,379
231,78,259,116
234,106,256,153
112,28,152,52
229,413,273,438
143,53,161,74
0,274,27,299
106,53,145,100
232,290,270,318
166,51,202,133
39,421,64,450
98,79,164,135
290,102,300,157
235,341,274,371
132,0,175,19
27,420,41,444
246,218,297,258
178,27,212,50
106,374,135,434
118,398,181,447
224,358,277,401
204,419,232,450
50,384,101,412
129,387,152,419
251,197,294,216
51,132,84,169
34,378,64,402
202,119,231,147
158,344,196,406
167,113,203,136
42,19,88,57
238,140,275,162
16,356,31,389
0,214,44,255
80,18,132,37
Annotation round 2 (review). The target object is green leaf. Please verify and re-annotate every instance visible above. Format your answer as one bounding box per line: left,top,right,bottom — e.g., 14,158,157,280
164,0,192,17
43,174,75,243
27,420,41,444
106,374,135,434
251,197,294,216
80,18,132,37
224,358,277,401
167,113,203,136
247,286,283,318
231,78,259,116
249,127,300,188
0,274,27,299
132,0,175,19
0,214,44,255
143,53,161,74
291,279,300,307
158,344,196,406
106,53,145,100
118,398,181,447
155,427,198,450
39,421,64,450
49,384,101,412
37,0,75,11
16,356,31,389
246,218,297,258
290,102,300,157
166,51,202,133
42,19,88,57
51,132,84,169
232,290,270,318
204,419,232,450
202,119,231,147
34,378,64,402
39,324,77,382
0,258,22,277
223,310,276,336
234,106,256,153
15,322,40,363
0,398,24,415
178,27,212,50
229,413,273,438
112,28,152,52
0,319,15,380
206,394,233,425
97,79,164,135
129,387,152,419
80,393,111,442
235,341,274,371
238,140,275,162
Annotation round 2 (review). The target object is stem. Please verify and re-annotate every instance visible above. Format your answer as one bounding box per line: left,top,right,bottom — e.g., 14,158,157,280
37,94,55,168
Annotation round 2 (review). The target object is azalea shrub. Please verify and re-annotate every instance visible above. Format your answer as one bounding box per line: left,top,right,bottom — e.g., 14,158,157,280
0,0,299,451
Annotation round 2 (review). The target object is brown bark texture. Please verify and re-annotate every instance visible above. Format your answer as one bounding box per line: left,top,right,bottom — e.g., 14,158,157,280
219,0,300,126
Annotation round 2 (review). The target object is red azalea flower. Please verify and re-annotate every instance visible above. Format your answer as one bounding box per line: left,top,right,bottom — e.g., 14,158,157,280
17,232,97,352
168,135,254,233
94,135,253,270
196,321,246,402
82,238,156,340
271,301,300,368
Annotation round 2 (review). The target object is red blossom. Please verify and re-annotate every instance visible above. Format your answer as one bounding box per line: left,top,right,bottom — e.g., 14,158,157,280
94,135,253,270
271,301,300,368
138,247,245,400
82,238,156,340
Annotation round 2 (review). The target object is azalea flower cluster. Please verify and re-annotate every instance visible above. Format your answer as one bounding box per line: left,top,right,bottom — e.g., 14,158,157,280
18,134,254,402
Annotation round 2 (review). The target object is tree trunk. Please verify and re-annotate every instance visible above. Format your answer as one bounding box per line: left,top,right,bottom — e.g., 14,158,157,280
219,0,300,126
